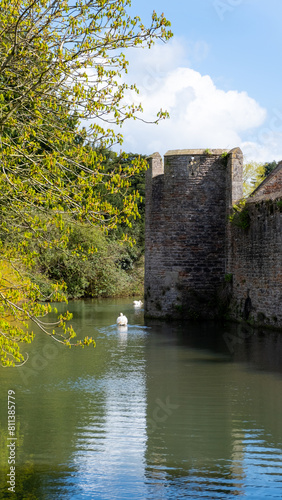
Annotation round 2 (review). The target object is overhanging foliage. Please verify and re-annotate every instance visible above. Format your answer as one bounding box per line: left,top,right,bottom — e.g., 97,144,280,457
0,0,172,365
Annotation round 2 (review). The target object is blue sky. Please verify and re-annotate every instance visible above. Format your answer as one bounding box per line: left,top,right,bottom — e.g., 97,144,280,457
130,0,282,107
113,0,282,162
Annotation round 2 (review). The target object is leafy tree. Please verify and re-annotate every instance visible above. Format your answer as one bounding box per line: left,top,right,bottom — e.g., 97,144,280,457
243,160,279,197
95,149,147,246
263,160,277,177
243,161,266,197
32,219,140,299
0,0,172,366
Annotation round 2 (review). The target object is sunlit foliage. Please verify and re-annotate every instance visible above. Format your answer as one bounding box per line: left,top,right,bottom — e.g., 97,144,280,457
243,161,267,197
0,0,172,365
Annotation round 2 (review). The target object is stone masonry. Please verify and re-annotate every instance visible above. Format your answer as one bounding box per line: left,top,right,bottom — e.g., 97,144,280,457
227,163,282,328
145,148,243,319
145,148,282,329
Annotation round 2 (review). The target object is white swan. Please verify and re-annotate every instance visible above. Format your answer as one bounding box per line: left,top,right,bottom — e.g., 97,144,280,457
117,313,128,326
133,300,143,308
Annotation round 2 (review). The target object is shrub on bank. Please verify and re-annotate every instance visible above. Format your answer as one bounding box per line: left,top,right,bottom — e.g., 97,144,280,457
32,221,143,299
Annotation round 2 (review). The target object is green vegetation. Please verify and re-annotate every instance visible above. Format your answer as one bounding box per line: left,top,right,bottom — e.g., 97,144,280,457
243,161,266,196
0,0,172,366
264,160,278,177
243,160,278,197
228,200,250,229
30,148,148,302
220,152,229,167
30,213,145,300
231,160,279,229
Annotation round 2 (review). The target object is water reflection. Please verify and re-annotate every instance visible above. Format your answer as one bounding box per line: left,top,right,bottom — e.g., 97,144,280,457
0,300,282,499
117,325,128,349
144,320,282,499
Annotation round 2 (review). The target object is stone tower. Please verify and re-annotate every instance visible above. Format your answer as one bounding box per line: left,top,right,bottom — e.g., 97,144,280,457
144,148,243,319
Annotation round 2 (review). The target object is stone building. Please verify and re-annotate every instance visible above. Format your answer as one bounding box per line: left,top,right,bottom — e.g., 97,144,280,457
144,148,282,329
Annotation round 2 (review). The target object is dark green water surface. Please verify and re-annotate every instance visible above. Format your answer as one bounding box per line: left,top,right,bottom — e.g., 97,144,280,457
1,298,282,499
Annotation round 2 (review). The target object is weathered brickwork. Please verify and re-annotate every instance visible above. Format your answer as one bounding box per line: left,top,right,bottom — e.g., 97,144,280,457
227,163,282,328
145,149,282,328
145,148,243,318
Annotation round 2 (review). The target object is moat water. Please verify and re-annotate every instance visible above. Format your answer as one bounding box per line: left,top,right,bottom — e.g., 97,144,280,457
1,298,282,499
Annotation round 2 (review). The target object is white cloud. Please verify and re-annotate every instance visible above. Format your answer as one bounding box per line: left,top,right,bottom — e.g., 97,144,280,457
242,134,282,164
109,39,282,163
241,107,282,163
